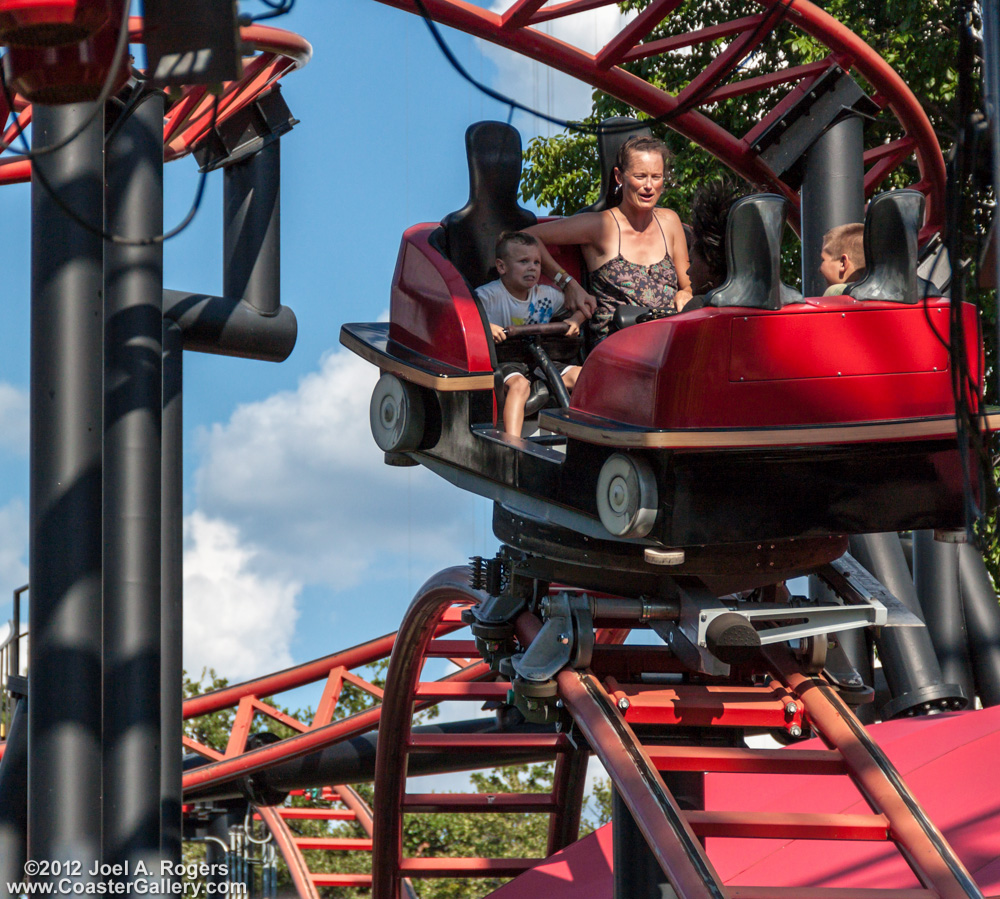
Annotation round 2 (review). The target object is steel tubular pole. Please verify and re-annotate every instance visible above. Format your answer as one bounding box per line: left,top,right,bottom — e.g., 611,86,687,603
612,787,673,899
102,88,166,881
224,141,281,314
161,321,184,866
371,568,484,899
28,101,105,884
849,533,964,717
912,531,975,699
799,114,865,297
957,542,1000,707
0,697,29,890
546,749,589,854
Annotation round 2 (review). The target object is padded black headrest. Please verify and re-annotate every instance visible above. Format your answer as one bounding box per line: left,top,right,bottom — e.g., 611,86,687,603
704,194,801,310
844,189,934,304
576,117,653,214
438,121,536,290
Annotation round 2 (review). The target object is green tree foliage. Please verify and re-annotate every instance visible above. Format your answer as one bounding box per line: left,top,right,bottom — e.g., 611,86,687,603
523,0,963,217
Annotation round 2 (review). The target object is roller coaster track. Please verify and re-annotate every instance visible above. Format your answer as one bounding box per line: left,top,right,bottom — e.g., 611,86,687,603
372,0,946,241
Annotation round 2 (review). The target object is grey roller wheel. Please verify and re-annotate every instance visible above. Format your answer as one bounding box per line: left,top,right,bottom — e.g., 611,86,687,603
596,453,658,538
370,373,425,453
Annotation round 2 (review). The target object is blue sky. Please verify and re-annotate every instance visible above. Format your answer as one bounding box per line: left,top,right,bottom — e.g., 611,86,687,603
0,1,632,685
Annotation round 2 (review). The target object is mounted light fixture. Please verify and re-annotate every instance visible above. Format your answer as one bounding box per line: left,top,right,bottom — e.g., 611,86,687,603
143,0,241,87
3,1,127,105
0,0,110,48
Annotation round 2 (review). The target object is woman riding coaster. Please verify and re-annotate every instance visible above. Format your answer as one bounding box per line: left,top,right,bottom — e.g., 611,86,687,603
526,135,693,342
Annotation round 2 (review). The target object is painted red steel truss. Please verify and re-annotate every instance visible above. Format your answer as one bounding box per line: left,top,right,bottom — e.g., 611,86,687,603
0,17,312,184
372,0,946,240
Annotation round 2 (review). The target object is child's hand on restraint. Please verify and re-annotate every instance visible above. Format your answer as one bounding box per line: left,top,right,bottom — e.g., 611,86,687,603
490,323,507,343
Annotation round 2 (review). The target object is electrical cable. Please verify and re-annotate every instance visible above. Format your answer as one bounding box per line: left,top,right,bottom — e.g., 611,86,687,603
0,58,219,246
0,0,133,159
243,0,295,24
409,0,792,137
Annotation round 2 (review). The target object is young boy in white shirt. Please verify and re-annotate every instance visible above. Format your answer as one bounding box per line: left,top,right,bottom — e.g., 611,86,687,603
475,232,585,437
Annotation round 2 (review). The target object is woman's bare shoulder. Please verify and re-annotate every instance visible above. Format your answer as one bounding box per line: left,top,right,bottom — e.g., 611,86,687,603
528,209,608,245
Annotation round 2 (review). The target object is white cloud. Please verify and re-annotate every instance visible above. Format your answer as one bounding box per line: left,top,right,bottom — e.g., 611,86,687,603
0,382,28,456
0,498,27,608
192,344,490,596
182,511,300,681
478,3,638,132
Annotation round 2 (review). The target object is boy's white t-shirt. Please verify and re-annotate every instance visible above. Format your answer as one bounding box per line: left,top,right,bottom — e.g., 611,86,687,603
475,279,565,328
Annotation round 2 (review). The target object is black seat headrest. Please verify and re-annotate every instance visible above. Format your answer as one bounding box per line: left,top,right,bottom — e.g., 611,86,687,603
844,189,934,304
576,117,653,214
438,121,536,290
704,194,801,310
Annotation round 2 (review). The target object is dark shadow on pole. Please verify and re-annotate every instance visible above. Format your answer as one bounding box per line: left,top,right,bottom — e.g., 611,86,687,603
28,100,105,883
103,88,165,877
912,531,976,698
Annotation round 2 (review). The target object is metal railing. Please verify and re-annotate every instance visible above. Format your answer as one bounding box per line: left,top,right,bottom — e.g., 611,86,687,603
1,584,28,737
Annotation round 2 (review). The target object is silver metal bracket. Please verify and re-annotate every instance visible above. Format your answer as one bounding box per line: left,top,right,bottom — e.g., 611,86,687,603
819,553,925,628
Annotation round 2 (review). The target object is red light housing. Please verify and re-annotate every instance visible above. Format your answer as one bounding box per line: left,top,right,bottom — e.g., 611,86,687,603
0,0,110,48
3,7,126,104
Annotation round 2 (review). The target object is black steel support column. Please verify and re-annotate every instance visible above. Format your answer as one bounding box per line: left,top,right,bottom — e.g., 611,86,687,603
912,531,976,699
799,114,865,297
958,542,1000,707
224,141,280,313
612,788,670,899
161,321,184,865
0,697,29,889
850,533,966,718
28,101,105,882
102,89,165,877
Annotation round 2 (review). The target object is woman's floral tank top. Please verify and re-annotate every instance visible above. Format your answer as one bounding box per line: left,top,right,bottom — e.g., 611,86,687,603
588,210,679,341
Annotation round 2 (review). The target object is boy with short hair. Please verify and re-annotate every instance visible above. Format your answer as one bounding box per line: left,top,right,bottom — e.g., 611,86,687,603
476,231,585,437
820,223,866,295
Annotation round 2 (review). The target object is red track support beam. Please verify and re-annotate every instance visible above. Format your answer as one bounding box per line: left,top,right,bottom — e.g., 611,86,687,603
372,567,489,899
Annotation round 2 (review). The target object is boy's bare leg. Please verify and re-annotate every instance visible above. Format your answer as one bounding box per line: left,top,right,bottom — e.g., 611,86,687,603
561,366,581,391
503,374,531,437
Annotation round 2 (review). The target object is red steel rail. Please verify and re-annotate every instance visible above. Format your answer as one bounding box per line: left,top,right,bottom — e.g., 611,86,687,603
371,0,945,240
0,18,312,184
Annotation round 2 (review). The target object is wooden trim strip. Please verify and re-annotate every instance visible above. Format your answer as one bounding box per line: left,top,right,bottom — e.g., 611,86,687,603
539,410,1000,449
340,328,495,392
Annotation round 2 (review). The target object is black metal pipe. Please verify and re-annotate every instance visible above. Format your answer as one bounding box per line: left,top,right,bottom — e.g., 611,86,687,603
28,101,105,883
958,542,1000,707
184,718,564,802
612,787,670,899
799,114,865,297
912,531,976,699
849,534,966,718
0,697,29,890
162,290,296,361
161,322,184,865
808,574,875,724
224,141,280,314
102,88,165,879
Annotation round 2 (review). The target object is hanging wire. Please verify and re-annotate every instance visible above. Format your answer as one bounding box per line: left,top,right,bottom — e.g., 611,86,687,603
242,0,296,24
0,58,220,246
0,0,133,159
409,0,793,137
